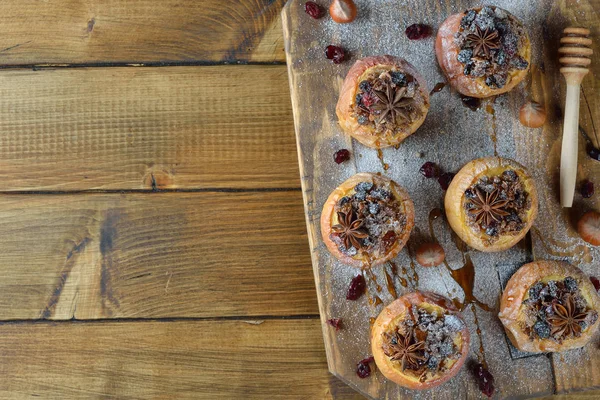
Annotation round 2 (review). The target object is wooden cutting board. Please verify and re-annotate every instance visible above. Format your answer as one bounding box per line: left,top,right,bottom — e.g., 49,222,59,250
282,0,600,398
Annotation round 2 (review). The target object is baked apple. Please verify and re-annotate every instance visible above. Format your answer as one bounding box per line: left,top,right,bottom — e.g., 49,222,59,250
321,173,414,268
436,6,531,98
499,260,600,353
336,55,430,149
371,291,470,389
445,157,538,252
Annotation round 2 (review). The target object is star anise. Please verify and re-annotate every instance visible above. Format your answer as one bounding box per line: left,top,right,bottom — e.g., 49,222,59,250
466,26,501,58
468,187,510,227
332,210,368,250
547,295,590,338
381,328,426,371
371,82,415,124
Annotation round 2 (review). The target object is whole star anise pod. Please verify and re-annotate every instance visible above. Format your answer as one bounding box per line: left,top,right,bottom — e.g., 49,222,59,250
332,210,368,250
466,26,501,58
468,187,510,227
371,82,415,125
547,295,590,338
381,328,426,371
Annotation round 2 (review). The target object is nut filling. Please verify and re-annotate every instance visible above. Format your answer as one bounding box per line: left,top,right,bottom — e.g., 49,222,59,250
381,307,464,382
455,6,529,89
464,170,530,242
331,181,406,258
351,69,422,135
522,277,598,342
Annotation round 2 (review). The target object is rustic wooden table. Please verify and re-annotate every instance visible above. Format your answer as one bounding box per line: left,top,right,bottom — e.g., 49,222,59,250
0,1,596,398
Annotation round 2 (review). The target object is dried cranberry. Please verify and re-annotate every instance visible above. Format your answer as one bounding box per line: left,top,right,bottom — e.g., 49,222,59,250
473,363,495,398
587,143,600,161
356,356,375,378
590,276,600,292
346,274,366,300
405,24,432,40
333,149,351,164
304,1,325,19
327,318,343,331
361,92,375,108
438,172,455,191
581,180,595,198
325,45,346,64
420,161,440,178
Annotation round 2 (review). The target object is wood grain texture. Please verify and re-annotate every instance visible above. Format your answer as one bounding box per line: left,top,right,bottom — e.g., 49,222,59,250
0,191,317,319
543,392,600,400
0,66,298,190
0,319,365,399
283,0,600,398
0,0,285,65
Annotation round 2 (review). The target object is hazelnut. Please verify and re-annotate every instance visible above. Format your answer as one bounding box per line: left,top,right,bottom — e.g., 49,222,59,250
329,0,357,24
519,101,547,128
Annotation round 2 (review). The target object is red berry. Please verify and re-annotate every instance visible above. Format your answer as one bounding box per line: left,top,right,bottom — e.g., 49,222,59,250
304,1,325,19
361,92,375,108
420,161,440,178
356,356,374,378
578,211,600,246
438,172,455,191
415,243,445,267
405,24,432,40
325,45,346,64
346,274,366,300
581,180,595,198
333,149,351,164
473,363,495,398
590,276,600,292
327,318,343,331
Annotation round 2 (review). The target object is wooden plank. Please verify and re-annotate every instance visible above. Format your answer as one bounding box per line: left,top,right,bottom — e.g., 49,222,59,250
0,191,317,319
511,0,600,394
0,0,285,65
542,392,600,400
0,319,364,399
0,65,298,191
283,0,599,398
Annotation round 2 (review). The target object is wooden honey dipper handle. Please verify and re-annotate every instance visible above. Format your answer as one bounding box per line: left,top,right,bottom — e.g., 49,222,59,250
559,27,592,207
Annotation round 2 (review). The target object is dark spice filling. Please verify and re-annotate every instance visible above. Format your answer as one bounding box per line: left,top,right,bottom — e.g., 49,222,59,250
455,6,529,89
331,181,406,258
381,306,464,381
351,70,422,135
522,277,598,342
464,170,530,241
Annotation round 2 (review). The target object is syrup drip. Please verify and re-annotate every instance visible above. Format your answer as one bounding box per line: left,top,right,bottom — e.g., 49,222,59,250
389,261,398,275
384,266,398,299
472,304,488,368
365,269,382,293
430,82,446,96
376,149,390,171
389,261,406,289
485,100,498,156
408,259,419,285
428,208,492,312
461,96,482,111
369,317,376,325
373,296,383,306
400,265,413,288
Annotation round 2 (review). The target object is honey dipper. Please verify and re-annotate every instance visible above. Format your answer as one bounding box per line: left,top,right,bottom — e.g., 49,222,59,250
559,27,593,207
